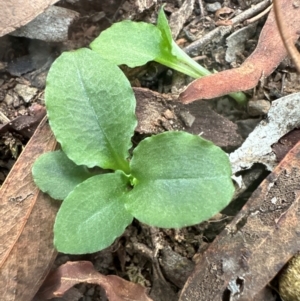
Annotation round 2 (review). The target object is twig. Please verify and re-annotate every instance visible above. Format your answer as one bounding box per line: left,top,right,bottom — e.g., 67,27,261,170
273,0,300,72
0,110,10,123
197,0,205,18
184,0,272,55
245,4,273,25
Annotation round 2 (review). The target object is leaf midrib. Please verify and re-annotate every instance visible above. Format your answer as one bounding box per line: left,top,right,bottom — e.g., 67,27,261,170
76,65,126,170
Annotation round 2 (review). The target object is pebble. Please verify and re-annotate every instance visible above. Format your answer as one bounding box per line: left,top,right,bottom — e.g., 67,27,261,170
206,2,222,12
247,99,271,116
14,84,38,103
4,93,13,106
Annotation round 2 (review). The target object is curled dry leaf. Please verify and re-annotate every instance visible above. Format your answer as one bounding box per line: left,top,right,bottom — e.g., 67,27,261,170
179,140,300,300
215,7,235,20
0,117,59,301
180,0,300,103
36,261,153,301
0,0,59,37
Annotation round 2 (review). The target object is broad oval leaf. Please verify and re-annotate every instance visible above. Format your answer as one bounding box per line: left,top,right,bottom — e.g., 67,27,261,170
90,21,162,68
125,131,234,228
45,48,136,172
54,172,133,254
32,150,94,200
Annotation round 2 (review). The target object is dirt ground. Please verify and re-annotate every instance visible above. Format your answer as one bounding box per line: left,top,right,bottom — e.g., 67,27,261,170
1,0,300,300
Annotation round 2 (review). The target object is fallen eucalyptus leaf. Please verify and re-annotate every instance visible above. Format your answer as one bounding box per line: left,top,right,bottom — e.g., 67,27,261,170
0,117,58,301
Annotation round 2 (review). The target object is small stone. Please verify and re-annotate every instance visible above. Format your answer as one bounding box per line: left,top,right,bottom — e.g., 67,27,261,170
247,99,271,116
13,97,20,108
86,287,95,296
14,84,38,103
4,93,14,106
163,109,175,119
179,111,195,127
11,6,79,42
206,2,222,12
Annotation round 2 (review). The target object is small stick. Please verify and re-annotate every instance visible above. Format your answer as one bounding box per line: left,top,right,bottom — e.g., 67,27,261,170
273,0,300,72
0,110,10,123
197,0,205,18
245,4,273,25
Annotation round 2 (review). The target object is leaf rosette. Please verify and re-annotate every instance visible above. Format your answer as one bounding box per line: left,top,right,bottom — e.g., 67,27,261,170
33,27,235,254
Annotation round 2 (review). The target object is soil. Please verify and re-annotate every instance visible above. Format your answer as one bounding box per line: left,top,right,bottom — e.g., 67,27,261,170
0,0,299,300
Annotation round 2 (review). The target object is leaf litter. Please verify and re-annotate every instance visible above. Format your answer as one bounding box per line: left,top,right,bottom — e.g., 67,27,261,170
180,0,300,103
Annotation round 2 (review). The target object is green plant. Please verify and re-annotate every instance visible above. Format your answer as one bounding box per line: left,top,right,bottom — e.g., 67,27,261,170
90,8,247,104
32,33,235,256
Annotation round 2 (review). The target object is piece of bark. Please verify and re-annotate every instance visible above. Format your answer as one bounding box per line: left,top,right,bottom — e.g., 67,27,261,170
230,92,300,174
135,0,157,13
0,0,59,37
180,0,300,103
186,101,243,151
179,140,300,300
0,117,59,301
272,128,300,162
159,247,195,289
169,0,195,39
134,87,243,150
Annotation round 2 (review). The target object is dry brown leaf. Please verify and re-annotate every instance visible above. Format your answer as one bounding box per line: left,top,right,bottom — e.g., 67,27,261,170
179,140,300,300
0,104,46,138
180,0,300,103
273,0,300,72
36,261,153,301
215,7,234,20
0,0,59,37
0,117,59,301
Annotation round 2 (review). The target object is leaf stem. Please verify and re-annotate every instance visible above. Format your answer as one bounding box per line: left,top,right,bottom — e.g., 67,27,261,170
156,41,247,104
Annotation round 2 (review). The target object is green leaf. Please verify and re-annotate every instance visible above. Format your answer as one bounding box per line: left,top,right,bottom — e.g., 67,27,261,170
45,48,136,172
32,150,94,200
125,131,234,228
90,21,162,68
54,171,133,254
156,6,173,49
